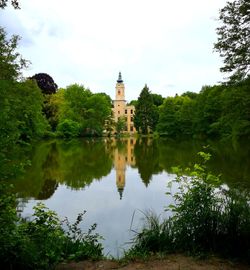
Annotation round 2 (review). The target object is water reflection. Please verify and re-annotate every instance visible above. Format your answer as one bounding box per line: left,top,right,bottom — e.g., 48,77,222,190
111,138,136,199
10,137,250,257
134,138,163,186
11,137,250,200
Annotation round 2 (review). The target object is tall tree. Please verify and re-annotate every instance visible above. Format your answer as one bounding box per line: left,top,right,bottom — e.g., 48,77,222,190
30,73,58,95
214,0,250,82
0,27,29,81
134,85,158,134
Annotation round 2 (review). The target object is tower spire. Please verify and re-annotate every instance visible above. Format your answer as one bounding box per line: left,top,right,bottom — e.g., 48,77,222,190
117,72,123,83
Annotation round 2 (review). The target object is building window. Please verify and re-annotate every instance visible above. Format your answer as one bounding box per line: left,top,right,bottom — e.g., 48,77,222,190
118,111,120,114
131,109,133,114
118,90,120,95
131,116,133,122
125,109,127,114
130,126,133,132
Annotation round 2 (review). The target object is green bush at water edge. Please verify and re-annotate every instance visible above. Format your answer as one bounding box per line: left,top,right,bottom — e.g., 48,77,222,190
125,152,250,262
0,184,103,270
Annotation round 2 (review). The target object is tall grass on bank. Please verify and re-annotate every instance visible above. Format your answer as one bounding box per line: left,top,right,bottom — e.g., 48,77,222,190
126,152,250,262
0,184,103,270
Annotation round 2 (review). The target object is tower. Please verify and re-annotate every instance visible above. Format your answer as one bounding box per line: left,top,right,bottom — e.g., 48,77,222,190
112,72,136,133
113,72,126,122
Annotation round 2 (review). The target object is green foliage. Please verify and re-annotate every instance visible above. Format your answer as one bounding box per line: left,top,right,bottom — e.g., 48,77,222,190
127,100,138,107
57,119,80,138
104,113,115,136
30,73,58,95
62,212,103,261
0,79,48,148
134,85,159,134
57,84,112,137
127,152,250,262
0,188,103,270
0,27,28,81
83,94,112,136
116,116,126,135
157,96,194,137
45,89,65,131
157,78,250,141
0,26,48,156
127,211,174,257
214,0,250,82
151,93,164,107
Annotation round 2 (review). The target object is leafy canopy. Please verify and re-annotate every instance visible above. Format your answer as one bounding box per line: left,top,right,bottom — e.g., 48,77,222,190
0,27,29,81
31,73,58,95
214,0,250,82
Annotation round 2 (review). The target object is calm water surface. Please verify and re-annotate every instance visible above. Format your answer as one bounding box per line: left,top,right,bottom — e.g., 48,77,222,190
11,138,250,257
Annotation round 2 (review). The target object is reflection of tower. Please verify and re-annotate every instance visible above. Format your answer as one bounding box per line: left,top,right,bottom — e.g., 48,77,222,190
114,149,126,199
114,138,136,199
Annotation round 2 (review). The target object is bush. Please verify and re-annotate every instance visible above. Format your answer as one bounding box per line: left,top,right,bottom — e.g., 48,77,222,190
127,152,250,262
57,119,80,138
0,186,103,270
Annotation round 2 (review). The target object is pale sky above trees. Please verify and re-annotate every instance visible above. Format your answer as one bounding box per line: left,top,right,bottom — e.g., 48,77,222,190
0,0,228,100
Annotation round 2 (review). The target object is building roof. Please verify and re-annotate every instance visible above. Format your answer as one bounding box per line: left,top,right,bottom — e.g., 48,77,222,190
117,72,123,83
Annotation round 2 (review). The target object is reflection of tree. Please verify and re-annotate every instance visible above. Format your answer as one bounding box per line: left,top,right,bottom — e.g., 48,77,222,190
58,139,113,189
42,143,59,178
206,140,250,188
10,141,55,199
134,138,163,186
11,137,250,202
158,138,250,189
37,179,58,200
35,142,60,199
11,139,113,197
158,139,201,172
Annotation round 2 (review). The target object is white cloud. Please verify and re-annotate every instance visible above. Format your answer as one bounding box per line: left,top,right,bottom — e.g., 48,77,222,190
0,0,228,100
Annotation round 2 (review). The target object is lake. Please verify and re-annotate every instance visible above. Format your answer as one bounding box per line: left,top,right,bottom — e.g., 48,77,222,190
11,137,250,257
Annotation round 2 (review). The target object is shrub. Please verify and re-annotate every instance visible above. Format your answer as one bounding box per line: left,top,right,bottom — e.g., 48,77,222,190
0,186,103,270
127,152,250,262
57,119,80,138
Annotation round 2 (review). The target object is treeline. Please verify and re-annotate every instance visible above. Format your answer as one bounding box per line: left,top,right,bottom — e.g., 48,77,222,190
0,26,113,152
157,78,250,140
134,79,250,141
45,85,112,137
2,24,250,149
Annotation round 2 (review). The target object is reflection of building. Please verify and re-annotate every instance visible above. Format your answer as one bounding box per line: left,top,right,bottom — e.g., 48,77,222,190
112,72,136,133
113,138,136,199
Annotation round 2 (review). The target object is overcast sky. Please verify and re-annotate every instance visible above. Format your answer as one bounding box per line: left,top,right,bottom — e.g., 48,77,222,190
1,0,228,101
